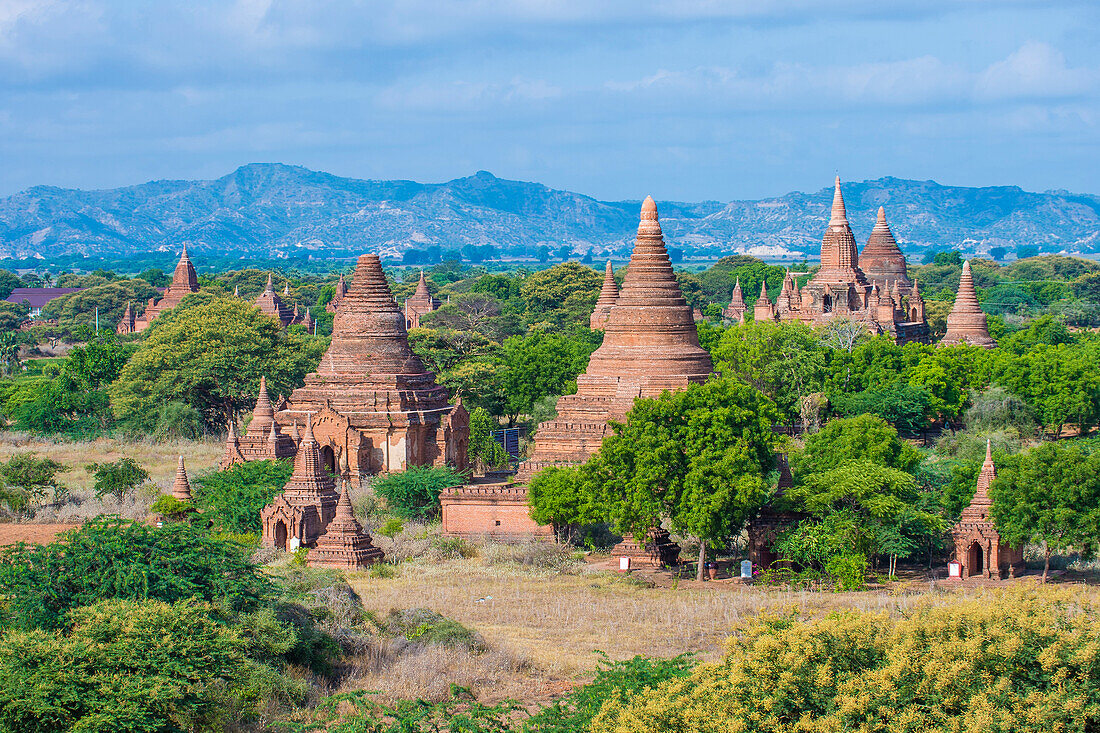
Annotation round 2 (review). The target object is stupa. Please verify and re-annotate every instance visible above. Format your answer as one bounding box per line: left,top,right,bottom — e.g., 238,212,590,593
220,376,296,468
721,279,746,322
771,178,930,345
950,440,1022,578
116,301,136,335
589,261,619,330
121,246,200,333
307,484,385,569
403,271,440,329
940,261,997,348
442,197,712,565
261,414,340,550
326,275,348,313
271,254,468,478
255,274,297,328
860,207,911,293
170,455,193,501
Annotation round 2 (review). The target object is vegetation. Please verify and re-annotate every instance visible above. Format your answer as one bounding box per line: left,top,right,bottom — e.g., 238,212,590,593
85,457,149,501
191,459,294,534
0,454,69,515
373,465,467,520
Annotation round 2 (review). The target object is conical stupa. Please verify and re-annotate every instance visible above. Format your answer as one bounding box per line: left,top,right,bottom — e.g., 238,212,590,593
519,197,712,478
171,456,192,501
722,278,746,322
860,207,911,293
589,261,619,330
256,274,295,327
812,177,866,287
308,484,385,569
261,414,340,548
403,271,440,329
279,254,467,477
940,261,997,348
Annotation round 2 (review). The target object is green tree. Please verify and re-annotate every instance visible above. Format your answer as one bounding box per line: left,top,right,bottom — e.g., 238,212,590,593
990,442,1100,581
0,302,28,332
40,280,160,335
0,269,21,300
191,459,293,534
791,414,922,477
528,465,603,538
589,378,779,580
108,296,327,430
499,329,601,423
0,455,68,514
519,262,602,327
0,599,245,733
85,457,150,501
467,407,507,473
0,518,269,630
373,466,466,520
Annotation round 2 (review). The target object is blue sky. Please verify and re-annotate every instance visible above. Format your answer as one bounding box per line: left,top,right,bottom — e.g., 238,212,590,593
0,1,1097,201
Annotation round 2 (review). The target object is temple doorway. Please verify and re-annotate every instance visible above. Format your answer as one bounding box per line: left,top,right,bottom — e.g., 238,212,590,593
274,520,287,551
968,542,983,577
320,446,336,475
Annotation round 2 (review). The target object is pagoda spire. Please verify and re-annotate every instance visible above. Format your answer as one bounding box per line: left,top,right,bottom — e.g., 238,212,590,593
264,273,274,294
589,260,620,330
246,376,276,437
829,176,847,226
171,455,192,501
940,261,997,348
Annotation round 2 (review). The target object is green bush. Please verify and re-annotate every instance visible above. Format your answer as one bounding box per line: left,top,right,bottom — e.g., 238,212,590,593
378,517,404,538
149,494,192,519
85,456,149,501
384,608,485,650
0,517,270,630
191,459,293,533
823,553,867,591
373,465,466,520
0,454,68,514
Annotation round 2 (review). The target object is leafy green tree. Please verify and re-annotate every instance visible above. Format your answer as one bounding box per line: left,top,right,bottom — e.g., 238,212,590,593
499,329,601,423
0,518,270,630
791,414,922,477
0,302,28,332
137,267,170,287
990,442,1100,581
108,296,327,430
373,466,466,520
830,384,932,433
519,262,602,327
528,465,603,537
0,455,68,514
589,378,780,580
0,599,246,733
40,280,160,335
191,459,293,534
85,457,149,501
0,269,21,300
963,385,1036,434
994,343,1100,436
467,407,507,473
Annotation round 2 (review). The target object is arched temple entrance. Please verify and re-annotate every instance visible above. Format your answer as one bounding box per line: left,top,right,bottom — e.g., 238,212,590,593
967,542,984,577
320,445,336,475
274,520,288,551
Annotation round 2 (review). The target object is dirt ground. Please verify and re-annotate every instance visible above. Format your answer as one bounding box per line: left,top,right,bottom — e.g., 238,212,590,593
0,522,77,545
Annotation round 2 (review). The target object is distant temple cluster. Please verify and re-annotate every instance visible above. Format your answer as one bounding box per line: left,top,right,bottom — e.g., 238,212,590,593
133,176,1000,571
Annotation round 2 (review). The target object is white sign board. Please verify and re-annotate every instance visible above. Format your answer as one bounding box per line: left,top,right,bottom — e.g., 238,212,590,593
619,556,630,572
741,560,753,579
289,537,301,551
948,562,961,578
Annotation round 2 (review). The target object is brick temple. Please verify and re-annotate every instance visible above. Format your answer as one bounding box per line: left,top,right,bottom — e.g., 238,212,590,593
117,246,201,334
940,260,997,348
235,253,468,479
403,271,440,329
754,178,930,345
950,440,1022,579
442,197,713,564
261,414,340,550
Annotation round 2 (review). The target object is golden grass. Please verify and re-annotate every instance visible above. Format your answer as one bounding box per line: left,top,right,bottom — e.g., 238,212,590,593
0,435,223,496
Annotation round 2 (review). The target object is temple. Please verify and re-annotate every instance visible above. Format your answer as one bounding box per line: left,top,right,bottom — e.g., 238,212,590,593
722,278,746,322
442,197,713,564
255,274,313,329
221,376,297,468
940,260,997,348
234,254,471,479
761,178,930,345
118,247,200,333
590,261,619,330
170,456,193,501
307,483,385,569
403,271,440,329
326,275,348,313
950,440,1022,579
261,414,339,550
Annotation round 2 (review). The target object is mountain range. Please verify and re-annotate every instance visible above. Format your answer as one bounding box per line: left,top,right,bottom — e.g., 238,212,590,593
1,163,1098,262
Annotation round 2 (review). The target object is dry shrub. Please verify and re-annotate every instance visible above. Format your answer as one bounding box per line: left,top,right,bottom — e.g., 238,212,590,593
480,541,582,573
350,644,527,703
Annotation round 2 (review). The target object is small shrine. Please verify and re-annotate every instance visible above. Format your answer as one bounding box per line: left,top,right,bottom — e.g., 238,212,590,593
950,440,1023,579
403,271,440,329
307,484,385,569
260,414,339,550
220,376,297,468
118,246,201,334
171,456,193,501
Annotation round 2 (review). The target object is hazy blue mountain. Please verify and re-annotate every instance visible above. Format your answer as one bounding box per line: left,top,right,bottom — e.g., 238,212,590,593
1,163,1097,261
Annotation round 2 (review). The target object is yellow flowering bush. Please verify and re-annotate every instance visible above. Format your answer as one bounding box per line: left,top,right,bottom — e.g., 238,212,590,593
593,587,1100,733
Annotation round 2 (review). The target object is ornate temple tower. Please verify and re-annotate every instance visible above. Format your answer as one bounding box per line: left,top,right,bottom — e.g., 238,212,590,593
123,246,201,333
220,376,296,468
860,207,912,294
403,272,440,329
589,261,619,330
442,197,712,561
116,301,136,335
276,254,468,478
722,278,746,322
811,177,868,290
950,440,1023,578
940,261,997,348
261,414,340,550
753,281,776,322
255,274,297,327
326,275,348,314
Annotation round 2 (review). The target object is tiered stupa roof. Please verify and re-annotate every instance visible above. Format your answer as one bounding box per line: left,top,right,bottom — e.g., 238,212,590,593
940,261,997,348
246,376,276,437
282,415,338,507
518,196,712,479
171,455,192,501
308,484,384,569
255,274,295,327
860,207,911,292
810,177,867,287
589,260,619,330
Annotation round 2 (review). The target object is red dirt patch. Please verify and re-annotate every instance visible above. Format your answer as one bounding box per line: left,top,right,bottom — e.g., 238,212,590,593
0,523,77,546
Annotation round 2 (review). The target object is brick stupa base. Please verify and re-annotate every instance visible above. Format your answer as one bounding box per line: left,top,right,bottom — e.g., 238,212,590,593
307,484,384,570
